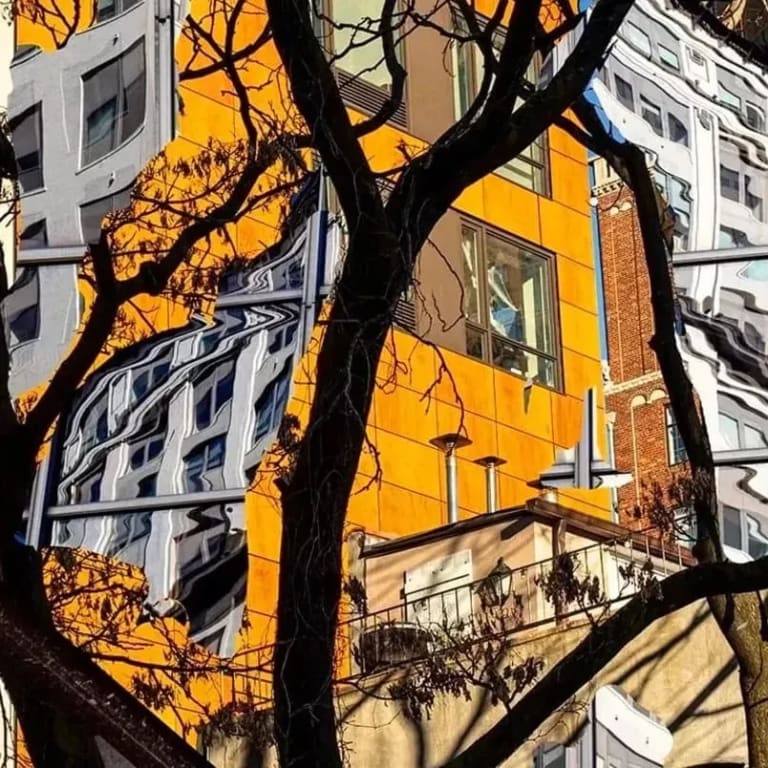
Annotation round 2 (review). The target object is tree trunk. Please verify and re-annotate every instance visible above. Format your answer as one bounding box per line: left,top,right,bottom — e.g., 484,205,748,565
273,228,403,768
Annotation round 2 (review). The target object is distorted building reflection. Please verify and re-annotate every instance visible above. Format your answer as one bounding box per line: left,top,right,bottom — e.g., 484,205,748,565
33,174,335,656
591,0,768,561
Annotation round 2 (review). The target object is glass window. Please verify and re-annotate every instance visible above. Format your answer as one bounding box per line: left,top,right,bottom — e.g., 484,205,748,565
746,102,765,133
658,43,680,69
722,505,742,550
82,39,146,165
688,47,705,66
719,411,741,448
639,96,663,136
668,114,689,146
462,224,558,388
486,235,553,355
80,186,132,244
744,424,768,449
665,406,687,465
745,176,763,220
462,225,481,323
719,82,741,112
10,104,43,193
137,473,157,498
8,305,38,345
747,514,768,559
451,20,548,194
719,225,750,248
624,22,651,57
674,506,696,542
253,364,291,443
536,744,567,768
614,75,634,111
329,0,400,88
95,0,139,22
720,164,740,202
184,436,226,493
194,361,235,430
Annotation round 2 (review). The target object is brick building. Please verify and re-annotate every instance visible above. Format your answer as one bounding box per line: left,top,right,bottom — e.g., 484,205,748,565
593,158,689,530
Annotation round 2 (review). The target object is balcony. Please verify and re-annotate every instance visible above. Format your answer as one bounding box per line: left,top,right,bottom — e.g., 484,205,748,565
337,531,689,680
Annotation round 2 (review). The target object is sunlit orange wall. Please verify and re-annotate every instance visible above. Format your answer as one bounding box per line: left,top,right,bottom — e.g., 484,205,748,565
12,0,607,746
243,116,610,649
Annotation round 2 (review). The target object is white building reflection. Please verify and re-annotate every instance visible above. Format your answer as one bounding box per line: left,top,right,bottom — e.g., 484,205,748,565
591,0,768,559
23,174,337,656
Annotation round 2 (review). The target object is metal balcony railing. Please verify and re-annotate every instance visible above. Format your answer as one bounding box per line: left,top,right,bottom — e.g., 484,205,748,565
336,533,688,679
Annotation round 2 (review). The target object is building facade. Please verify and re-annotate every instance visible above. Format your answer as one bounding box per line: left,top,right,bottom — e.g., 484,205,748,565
1,0,624,763
592,0,768,559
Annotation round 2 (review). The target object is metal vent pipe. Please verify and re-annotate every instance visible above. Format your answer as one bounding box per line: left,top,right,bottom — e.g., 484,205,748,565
429,433,472,523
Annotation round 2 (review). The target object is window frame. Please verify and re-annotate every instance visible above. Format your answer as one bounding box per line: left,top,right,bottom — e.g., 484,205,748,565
461,219,561,390
665,406,687,466
10,103,44,194
667,113,689,146
80,185,133,245
614,74,635,112
184,435,227,493
450,12,550,196
81,38,147,167
639,95,663,136
194,361,235,430
745,101,766,133
657,42,680,70
94,0,140,23
320,0,408,128
718,81,742,113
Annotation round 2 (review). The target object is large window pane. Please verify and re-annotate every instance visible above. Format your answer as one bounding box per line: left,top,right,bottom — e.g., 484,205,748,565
82,39,146,165
331,0,394,88
485,236,553,356
120,40,147,139
615,75,634,111
450,16,547,193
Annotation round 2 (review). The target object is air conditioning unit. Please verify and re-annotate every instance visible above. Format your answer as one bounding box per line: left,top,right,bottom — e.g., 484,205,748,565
358,622,432,673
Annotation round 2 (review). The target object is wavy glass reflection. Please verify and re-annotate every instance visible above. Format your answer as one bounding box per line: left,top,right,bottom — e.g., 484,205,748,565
51,502,247,655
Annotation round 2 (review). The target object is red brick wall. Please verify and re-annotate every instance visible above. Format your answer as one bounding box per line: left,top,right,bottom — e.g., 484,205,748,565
597,187,659,383
597,186,688,529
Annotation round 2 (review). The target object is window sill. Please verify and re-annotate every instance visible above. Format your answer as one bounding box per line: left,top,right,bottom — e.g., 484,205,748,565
459,345,562,394
18,185,48,199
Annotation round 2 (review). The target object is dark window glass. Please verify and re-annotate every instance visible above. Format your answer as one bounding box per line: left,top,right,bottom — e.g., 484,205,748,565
10,104,43,193
137,473,157,498
723,505,742,550
720,164,740,202
639,96,663,136
615,75,634,111
82,39,146,165
668,114,689,146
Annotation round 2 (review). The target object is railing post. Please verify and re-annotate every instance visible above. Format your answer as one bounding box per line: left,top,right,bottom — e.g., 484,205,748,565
599,542,607,601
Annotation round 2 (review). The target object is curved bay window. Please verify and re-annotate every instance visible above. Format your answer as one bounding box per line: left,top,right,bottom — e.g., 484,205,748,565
462,223,559,388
